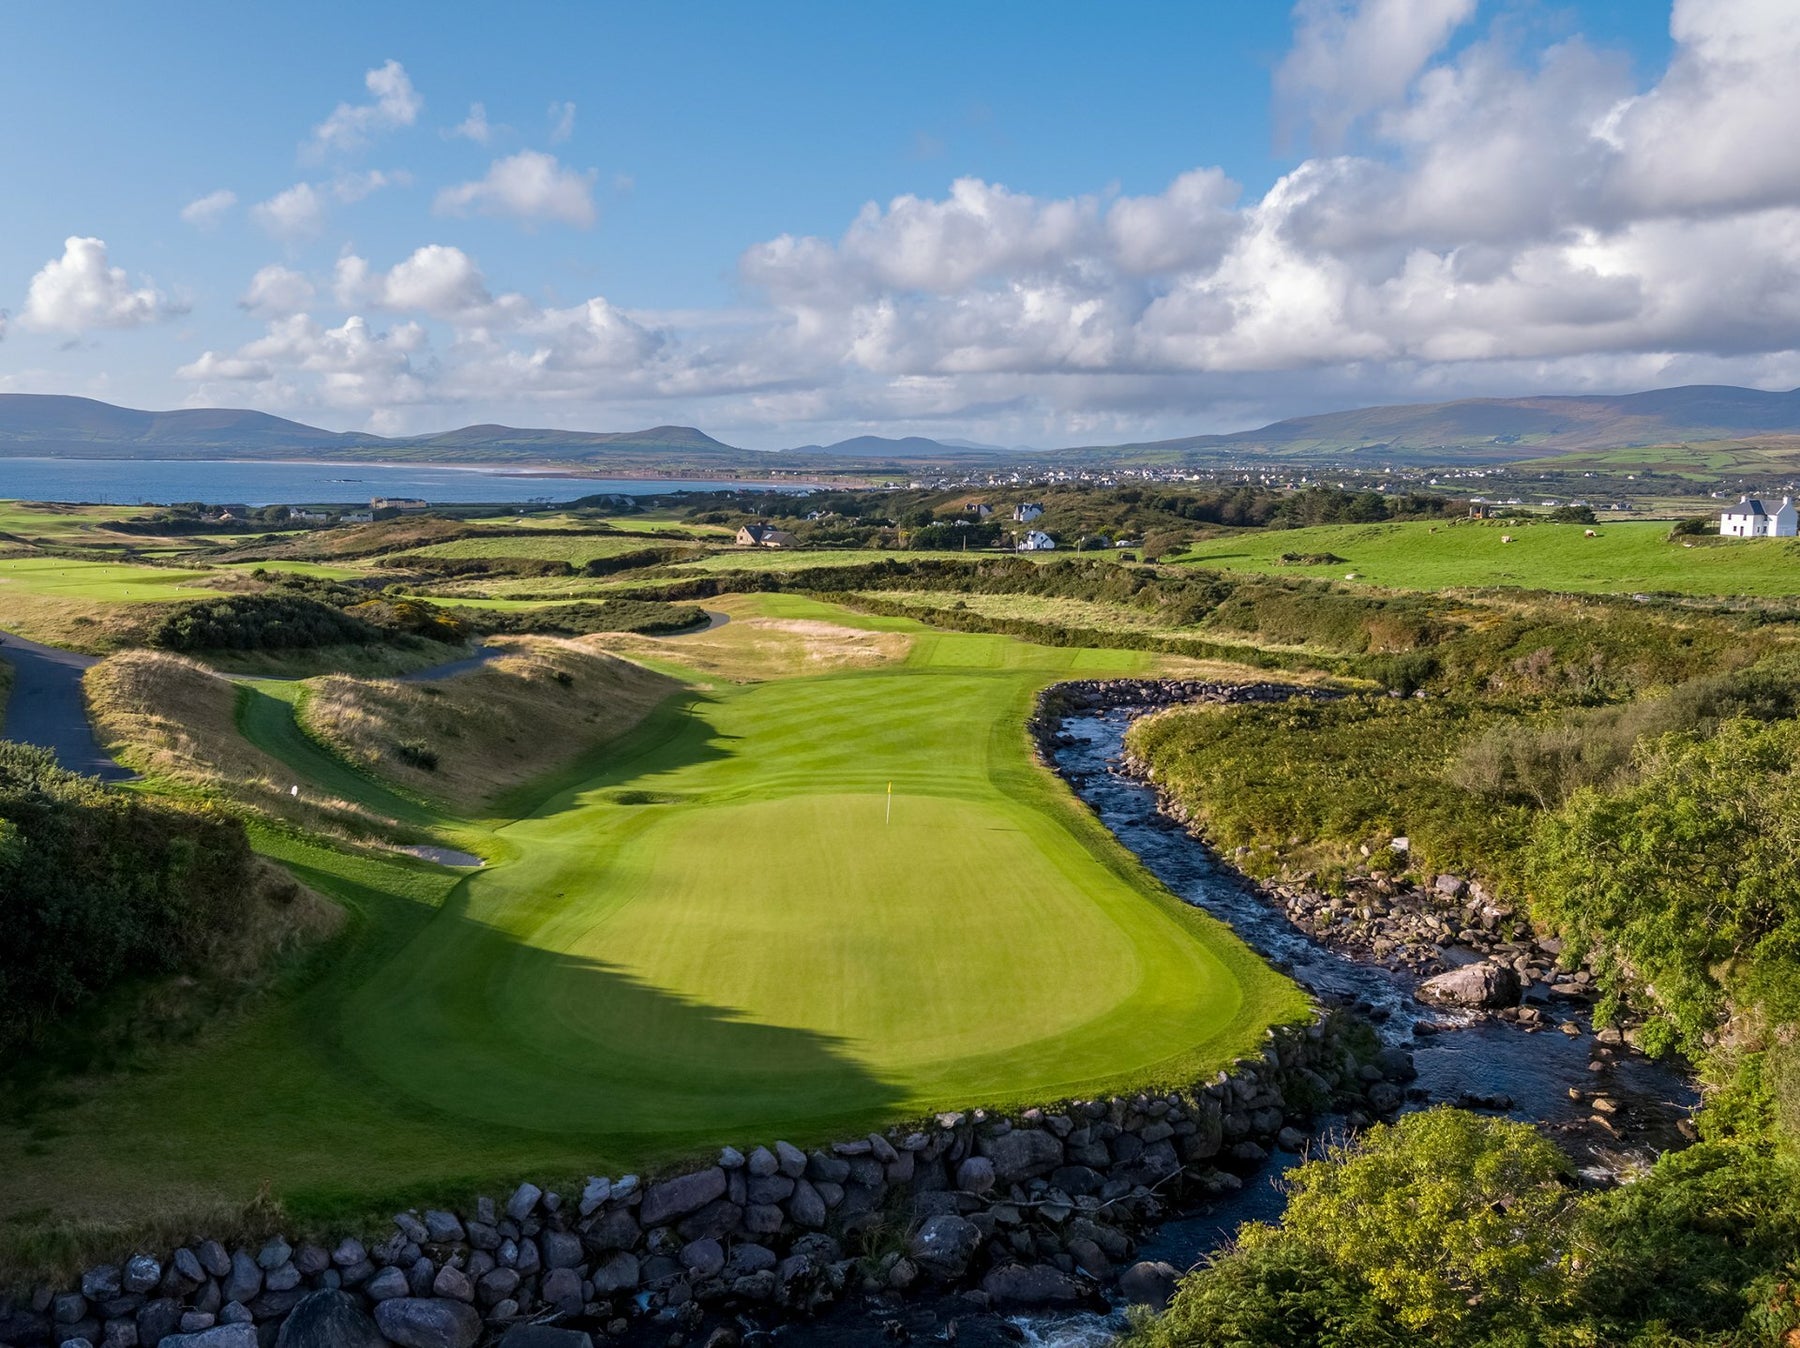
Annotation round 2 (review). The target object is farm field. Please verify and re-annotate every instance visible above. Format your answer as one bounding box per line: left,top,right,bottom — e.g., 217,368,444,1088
1178,518,1800,597
398,534,682,564
0,595,1303,1233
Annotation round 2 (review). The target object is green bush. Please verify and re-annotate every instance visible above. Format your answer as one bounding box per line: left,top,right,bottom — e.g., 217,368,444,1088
0,743,261,1054
147,593,381,652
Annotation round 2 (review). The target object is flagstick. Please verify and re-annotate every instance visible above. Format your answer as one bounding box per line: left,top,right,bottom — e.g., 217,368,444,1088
886,781,892,825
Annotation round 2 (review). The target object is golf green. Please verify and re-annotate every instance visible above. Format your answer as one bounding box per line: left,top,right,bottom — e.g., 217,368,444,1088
0,599,1304,1228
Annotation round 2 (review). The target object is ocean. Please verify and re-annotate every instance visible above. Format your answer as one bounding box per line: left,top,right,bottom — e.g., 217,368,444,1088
0,458,807,507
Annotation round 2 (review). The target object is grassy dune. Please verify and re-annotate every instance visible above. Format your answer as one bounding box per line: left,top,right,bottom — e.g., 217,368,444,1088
1179,518,1800,596
298,638,679,810
0,597,1304,1236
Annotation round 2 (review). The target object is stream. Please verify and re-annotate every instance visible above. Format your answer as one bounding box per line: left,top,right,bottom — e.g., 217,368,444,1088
717,705,1698,1348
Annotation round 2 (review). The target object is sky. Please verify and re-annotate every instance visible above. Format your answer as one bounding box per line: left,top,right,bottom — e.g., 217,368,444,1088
1,1,1796,449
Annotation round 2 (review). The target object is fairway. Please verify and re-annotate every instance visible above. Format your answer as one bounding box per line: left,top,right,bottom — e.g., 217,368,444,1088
1179,518,1800,597
0,598,1302,1227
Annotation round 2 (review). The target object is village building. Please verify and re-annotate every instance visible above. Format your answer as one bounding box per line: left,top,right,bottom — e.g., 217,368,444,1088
736,522,798,548
1720,496,1798,538
1016,529,1057,552
372,497,430,513
964,501,993,518
1013,502,1045,523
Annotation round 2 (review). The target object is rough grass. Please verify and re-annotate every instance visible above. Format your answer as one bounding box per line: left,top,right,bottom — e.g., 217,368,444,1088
1178,518,1800,597
595,599,914,681
298,638,681,811
1,599,1306,1243
84,652,405,841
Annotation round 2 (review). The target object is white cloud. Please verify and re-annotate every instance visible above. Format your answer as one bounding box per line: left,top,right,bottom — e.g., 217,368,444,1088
451,102,493,144
332,168,407,203
309,59,422,156
252,182,327,240
169,1,1800,446
178,350,275,382
180,189,237,228
434,150,597,227
21,237,181,333
1277,0,1477,146
548,100,576,143
240,265,316,317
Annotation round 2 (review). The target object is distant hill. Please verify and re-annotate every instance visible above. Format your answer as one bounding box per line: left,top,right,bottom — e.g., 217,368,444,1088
1081,385,1800,465
0,395,744,467
5,385,1800,471
786,434,1007,459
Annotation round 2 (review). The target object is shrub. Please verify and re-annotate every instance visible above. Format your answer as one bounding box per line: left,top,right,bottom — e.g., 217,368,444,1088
0,743,261,1054
148,594,381,652
1132,1110,1573,1347
394,741,439,771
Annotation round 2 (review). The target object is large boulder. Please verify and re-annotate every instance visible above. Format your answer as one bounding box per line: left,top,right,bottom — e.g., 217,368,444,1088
273,1292,381,1348
907,1215,981,1282
1418,962,1521,1009
640,1168,728,1227
978,1129,1064,1184
980,1264,1095,1307
1119,1261,1180,1311
371,1298,480,1348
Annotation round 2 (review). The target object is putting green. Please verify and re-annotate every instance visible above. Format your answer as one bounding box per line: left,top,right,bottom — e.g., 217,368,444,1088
0,597,1304,1228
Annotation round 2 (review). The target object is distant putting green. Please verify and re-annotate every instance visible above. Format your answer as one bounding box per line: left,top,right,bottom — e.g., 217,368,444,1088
1179,518,1800,597
0,597,1303,1228
0,555,213,602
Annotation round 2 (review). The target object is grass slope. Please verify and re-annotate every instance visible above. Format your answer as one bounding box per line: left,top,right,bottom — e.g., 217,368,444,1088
1179,518,1800,597
0,597,1303,1240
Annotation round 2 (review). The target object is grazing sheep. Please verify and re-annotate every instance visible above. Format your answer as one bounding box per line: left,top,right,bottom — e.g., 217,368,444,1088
1501,534,1514,543
1585,528,1598,537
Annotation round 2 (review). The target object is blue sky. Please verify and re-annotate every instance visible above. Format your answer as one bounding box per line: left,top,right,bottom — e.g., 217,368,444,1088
3,1,1793,449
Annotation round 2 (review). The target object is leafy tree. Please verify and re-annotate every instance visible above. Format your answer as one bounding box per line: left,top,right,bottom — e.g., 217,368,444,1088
1528,719,1800,1055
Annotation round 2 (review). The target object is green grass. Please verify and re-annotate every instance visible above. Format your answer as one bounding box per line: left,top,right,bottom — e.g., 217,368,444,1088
398,534,670,564
1178,518,1800,597
0,597,1303,1233
0,556,215,603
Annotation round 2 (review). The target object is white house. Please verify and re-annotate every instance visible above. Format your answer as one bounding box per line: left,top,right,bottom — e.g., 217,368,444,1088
1017,529,1057,552
1013,502,1045,523
1720,496,1798,538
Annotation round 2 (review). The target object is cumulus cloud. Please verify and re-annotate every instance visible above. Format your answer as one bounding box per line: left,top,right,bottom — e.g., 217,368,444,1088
434,150,597,227
450,102,493,144
712,0,1800,438
21,237,181,333
240,265,316,317
252,182,327,240
309,59,422,155
171,1,1800,445
1277,0,1477,147
332,168,407,203
180,189,237,228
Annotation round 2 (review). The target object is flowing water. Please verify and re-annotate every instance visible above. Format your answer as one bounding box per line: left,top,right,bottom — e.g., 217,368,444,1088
642,706,1701,1348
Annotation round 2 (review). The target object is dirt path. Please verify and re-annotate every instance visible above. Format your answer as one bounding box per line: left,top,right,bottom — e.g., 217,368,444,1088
0,630,133,780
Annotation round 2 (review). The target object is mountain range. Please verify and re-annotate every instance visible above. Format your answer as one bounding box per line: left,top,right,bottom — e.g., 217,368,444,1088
3,386,1799,471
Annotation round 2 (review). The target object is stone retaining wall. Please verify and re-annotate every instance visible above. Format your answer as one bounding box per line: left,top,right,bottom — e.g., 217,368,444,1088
0,1018,1413,1348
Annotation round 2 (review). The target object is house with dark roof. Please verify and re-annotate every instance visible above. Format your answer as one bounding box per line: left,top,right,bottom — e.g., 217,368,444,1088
1720,496,1797,538
735,522,798,548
